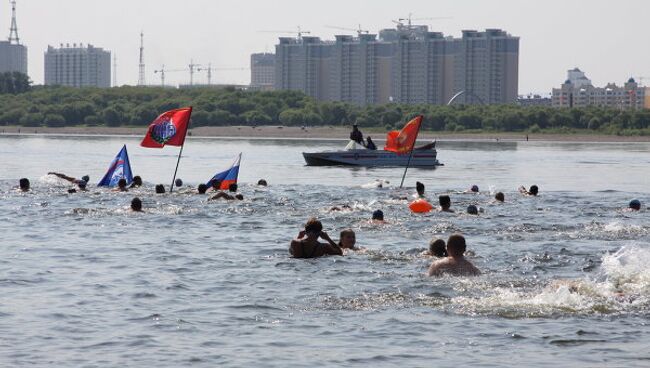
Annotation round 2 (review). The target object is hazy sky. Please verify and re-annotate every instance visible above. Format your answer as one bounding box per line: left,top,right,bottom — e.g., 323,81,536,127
4,0,650,93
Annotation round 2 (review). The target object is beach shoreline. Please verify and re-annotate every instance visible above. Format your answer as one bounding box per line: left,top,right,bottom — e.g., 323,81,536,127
1,125,649,143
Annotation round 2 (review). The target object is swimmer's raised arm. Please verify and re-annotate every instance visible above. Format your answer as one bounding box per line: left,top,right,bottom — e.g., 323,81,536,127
320,231,343,256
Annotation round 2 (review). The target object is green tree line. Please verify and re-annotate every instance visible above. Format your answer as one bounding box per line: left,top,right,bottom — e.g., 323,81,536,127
1,73,650,135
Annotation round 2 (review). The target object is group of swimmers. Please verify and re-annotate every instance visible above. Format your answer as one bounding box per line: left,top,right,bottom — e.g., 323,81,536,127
289,180,645,277
15,173,270,212
289,217,480,277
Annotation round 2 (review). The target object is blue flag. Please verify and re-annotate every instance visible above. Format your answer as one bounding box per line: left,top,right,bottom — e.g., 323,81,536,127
98,145,134,187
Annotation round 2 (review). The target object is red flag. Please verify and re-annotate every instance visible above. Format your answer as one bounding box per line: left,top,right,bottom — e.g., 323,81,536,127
384,115,423,154
140,107,192,148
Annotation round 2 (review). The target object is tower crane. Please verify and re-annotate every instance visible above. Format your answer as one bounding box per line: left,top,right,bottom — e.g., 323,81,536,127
153,65,186,87
324,24,369,36
393,14,452,29
258,26,311,40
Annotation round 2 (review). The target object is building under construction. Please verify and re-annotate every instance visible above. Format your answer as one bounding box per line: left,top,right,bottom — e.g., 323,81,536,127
0,0,28,76
274,24,519,105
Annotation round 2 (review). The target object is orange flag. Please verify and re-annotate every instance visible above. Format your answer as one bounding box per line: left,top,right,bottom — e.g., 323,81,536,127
384,115,423,154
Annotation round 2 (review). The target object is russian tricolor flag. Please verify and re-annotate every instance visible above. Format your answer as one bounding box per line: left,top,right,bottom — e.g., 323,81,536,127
206,153,241,190
98,145,134,187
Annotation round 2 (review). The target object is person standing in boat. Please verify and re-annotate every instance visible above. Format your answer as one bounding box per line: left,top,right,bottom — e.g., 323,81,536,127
350,124,365,146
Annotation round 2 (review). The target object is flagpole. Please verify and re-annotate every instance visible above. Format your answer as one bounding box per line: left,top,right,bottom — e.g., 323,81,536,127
399,117,422,189
169,109,192,193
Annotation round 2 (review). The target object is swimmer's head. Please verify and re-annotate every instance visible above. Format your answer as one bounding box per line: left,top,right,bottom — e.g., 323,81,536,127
197,184,208,194
339,229,356,249
175,178,183,187
470,185,479,193
118,178,127,189
629,199,641,211
257,179,268,186
439,195,451,209
429,238,447,258
467,205,479,215
131,197,142,212
446,234,467,258
416,181,425,195
372,209,384,221
132,176,142,187
304,217,323,236
81,175,90,183
495,192,505,202
529,185,539,196
19,178,30,191
155,184,165,194
228,183,238,193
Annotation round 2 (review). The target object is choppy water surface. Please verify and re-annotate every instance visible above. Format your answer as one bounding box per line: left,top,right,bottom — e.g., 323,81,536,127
1,135,650,367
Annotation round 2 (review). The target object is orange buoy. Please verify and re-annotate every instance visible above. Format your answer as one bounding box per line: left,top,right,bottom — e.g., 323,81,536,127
409,199,433,213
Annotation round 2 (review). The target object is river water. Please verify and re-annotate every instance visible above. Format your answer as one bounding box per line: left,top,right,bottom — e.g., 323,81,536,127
1,135,649,367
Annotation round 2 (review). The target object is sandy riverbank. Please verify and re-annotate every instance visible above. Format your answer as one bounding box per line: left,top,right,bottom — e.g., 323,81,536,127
1,125,649,142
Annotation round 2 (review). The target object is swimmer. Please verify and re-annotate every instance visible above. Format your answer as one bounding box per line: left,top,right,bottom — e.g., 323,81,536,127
372,209,385,222
257,179,268,186
338,229,357,250
175,178,184,188
628,199,641,211
18,178,30,192
519,185,539,196
289,218,343,258
155,184,166,194
129,176,143,188
416,181,425,198
131,197,143,212
209,184,243,201
494,192,505,202
438,195,454,212
428,234,480,277
209,179,223,192
48,172,89,189
329,204,352,212
468,185,479,193
114,178,128,192
467,205,479,215
197,184,208,194
67,180,87,193
427,238,447,258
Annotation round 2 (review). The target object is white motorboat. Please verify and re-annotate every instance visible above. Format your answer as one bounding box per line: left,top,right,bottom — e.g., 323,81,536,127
303,141,442,168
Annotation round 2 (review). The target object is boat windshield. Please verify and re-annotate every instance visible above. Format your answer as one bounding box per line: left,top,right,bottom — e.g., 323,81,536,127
344,140,366,150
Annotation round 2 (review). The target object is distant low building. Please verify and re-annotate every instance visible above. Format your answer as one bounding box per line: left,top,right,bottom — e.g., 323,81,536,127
250,53,275,91
552,69,647,109
517,94,552,107
44,44,111,88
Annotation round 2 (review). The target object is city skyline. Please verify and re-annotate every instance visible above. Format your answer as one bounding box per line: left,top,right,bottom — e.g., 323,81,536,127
3,0,649,93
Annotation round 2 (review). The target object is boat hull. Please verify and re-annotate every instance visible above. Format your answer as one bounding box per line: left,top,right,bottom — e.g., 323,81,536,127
303,149,442,167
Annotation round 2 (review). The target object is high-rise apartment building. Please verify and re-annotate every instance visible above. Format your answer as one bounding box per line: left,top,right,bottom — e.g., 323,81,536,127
44,44,111,88
273,26,519,106
250,53,275,91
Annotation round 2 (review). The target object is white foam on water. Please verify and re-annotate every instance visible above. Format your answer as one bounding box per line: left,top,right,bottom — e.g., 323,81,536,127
450,245,650,317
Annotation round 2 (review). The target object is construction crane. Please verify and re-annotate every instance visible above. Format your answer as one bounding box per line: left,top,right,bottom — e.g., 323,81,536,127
393,13,452,29
259,26,311,40
153,65,186,87
324,24,369,36
154,64,249,86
